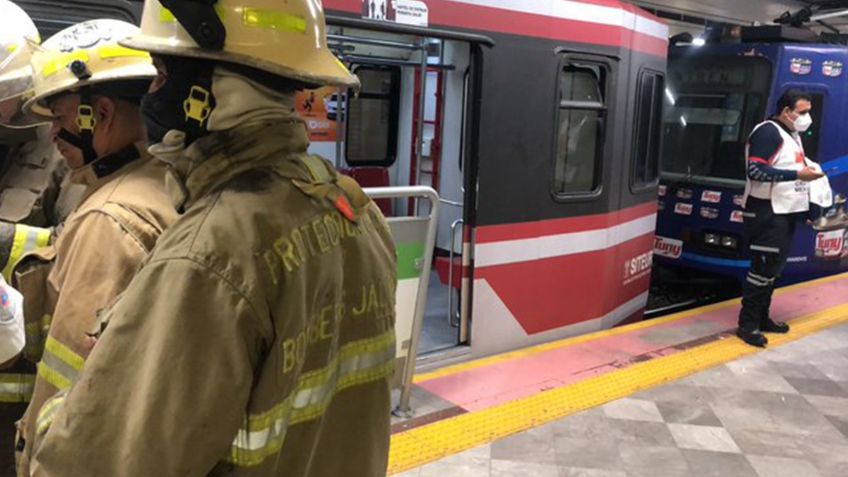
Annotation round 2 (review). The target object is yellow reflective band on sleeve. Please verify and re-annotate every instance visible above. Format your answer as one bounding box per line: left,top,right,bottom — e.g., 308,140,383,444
35,393,66,436
0,373,35,403
24,322,40,340
25,322,42,357
37,362,71,391
43,336,84,372
224,330,395,468
35,228,51,248
24,314,52,362
38,335,84,391
241,8,306,33
41,51,90,78
3,224,51,282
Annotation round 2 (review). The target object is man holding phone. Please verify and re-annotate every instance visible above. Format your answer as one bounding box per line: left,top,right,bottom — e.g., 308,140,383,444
738,89,825,347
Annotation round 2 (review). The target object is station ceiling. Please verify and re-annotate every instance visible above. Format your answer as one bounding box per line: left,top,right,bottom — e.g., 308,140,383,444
634,0,848,35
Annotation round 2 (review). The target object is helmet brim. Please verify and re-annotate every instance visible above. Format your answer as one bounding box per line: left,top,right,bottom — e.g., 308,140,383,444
121,35,361,90
23,64,155,119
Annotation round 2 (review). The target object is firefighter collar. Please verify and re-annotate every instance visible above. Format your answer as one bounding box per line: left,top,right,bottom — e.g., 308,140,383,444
69,142,144,188
175,120,309,209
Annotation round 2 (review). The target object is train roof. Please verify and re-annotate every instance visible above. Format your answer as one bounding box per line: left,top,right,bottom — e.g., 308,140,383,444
324,0,669,57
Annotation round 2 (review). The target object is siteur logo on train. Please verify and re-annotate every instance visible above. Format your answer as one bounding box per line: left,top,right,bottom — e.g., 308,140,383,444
624,250,653,284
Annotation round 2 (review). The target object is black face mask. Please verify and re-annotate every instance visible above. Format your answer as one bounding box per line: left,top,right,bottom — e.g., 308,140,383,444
140,56,216,146
140,88,182,145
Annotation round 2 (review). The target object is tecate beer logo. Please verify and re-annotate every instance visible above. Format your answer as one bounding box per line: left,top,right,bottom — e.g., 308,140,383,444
815,229,845,259
790,58,812,75
654,236,683,259
658,185,667,197
730,210,744,223
823,60,843,78
700,207,719,219
674,203,693,216
676,188,693,200
733,195,745,206
701,190,722,203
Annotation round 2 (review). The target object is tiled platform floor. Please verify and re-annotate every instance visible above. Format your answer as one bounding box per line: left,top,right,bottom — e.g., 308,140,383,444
396,323,848,477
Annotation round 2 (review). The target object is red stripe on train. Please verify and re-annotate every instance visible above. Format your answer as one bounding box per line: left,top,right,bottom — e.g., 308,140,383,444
476,232,653,334
323,0,668,57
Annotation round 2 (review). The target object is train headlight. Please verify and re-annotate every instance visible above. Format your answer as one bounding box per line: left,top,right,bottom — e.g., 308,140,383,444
704,233,719,245
721,236,737,249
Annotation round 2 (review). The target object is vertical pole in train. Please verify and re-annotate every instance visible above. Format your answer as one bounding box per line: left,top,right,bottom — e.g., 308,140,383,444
334,86,346,169
448,217,463,327
413,38,429,214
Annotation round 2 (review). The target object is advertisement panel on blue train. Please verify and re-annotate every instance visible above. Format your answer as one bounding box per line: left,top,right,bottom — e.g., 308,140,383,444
656,38,848,285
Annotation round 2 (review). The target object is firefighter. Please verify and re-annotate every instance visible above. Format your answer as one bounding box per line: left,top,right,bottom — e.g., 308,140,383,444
28,1,397,476
0,3,85,472
16,19,178,474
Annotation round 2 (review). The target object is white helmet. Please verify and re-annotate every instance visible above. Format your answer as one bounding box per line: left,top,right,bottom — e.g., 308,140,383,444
121,0,359,89
24,19,156,119
23,19,155,163
0,0,41,128
0,274,24,364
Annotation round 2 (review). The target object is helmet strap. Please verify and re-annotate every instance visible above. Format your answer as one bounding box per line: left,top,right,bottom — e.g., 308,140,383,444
141,56,217,147
181,61,216,146
75,87,99,164
57,87,98,164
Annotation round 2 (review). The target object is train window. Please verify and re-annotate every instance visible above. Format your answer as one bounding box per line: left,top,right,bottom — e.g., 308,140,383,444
345,65,401,167
553,62,607,196
631,71,664,190
661,56,771,184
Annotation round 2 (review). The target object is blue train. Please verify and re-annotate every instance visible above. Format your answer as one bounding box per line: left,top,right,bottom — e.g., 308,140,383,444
655,26,848,285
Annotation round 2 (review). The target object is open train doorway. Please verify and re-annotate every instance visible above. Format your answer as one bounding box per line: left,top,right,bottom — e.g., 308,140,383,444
311,16,492,361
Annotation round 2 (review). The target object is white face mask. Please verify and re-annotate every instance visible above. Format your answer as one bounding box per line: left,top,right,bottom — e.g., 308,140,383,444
792,112,812,132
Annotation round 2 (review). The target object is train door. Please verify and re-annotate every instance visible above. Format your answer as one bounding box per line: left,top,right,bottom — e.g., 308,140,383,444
552,52,624,330
618,58,665,324
318,17,491,360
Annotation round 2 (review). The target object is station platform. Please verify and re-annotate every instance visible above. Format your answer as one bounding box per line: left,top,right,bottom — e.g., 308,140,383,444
388,272,848,476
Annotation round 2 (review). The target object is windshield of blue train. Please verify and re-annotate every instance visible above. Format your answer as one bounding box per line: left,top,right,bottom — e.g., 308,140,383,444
661,56,772,184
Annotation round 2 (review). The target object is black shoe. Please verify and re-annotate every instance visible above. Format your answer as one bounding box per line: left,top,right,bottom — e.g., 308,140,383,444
737,328,768,348
761,319,790,334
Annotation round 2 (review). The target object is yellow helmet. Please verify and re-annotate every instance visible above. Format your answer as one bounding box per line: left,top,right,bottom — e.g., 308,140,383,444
0,0,41,128
121,0,359,89
24,19,156,119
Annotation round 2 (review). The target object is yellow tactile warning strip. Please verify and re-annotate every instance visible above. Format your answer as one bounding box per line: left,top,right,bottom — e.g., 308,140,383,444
413,271,848,384
388,300,848,475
